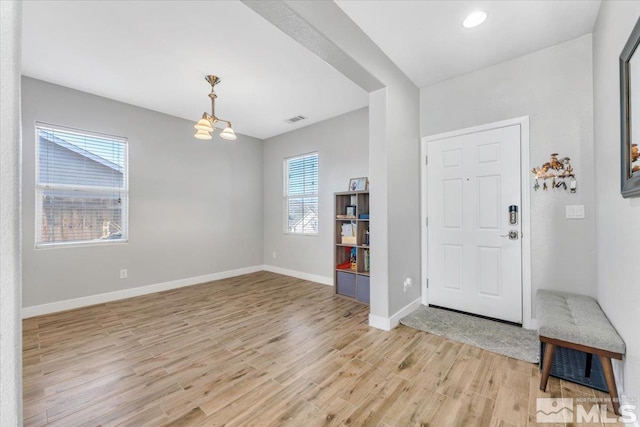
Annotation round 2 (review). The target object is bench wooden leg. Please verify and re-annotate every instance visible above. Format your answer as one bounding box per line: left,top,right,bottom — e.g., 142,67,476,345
599,355,620,415
540,342,555,391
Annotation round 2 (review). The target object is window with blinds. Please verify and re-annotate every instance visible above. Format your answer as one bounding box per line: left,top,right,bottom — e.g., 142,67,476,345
284,152,318,235
35,123,128,248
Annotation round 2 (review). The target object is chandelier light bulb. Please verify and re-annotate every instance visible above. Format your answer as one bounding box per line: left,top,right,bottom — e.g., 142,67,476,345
194,117,213,132
220,126,237,141
194,129,212,140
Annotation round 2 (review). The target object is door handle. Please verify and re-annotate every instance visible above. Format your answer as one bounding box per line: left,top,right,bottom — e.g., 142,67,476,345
500,230,519,240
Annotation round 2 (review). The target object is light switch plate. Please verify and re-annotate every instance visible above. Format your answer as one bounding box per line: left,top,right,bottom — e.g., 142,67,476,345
565,205,585,219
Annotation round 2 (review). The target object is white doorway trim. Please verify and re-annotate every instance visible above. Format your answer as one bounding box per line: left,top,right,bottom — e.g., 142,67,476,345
420,116,532,329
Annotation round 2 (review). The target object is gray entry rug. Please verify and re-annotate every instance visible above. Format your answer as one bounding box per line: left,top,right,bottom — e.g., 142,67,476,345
400,305,539,363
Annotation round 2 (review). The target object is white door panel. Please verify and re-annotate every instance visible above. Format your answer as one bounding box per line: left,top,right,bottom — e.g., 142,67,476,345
428,125,522,323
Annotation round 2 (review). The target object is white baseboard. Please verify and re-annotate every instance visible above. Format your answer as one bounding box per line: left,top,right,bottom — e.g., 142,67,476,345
527,318,538,330
368,313,391,331
368,297,422,331
390,297,423,328
611,360,639,427
262,265,332,286
21,265,264,318
621,409,640,427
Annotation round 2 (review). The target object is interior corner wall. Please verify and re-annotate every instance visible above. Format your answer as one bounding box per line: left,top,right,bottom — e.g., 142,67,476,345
0,1,23,424
384,81,421,315
262,107,368,281
593,0,640,405
420,34,596,321
368,89,390,318
261,0,422,326
21,77,264,309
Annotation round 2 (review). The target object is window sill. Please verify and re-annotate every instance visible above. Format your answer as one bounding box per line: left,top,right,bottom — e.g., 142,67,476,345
283,232,318,237
35,239,129,250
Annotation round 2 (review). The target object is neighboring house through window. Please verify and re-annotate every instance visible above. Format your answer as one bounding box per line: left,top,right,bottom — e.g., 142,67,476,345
36,123,128,247
284,152,318,235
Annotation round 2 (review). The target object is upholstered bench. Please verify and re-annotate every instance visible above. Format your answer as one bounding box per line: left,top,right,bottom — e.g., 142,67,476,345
536,290,626,415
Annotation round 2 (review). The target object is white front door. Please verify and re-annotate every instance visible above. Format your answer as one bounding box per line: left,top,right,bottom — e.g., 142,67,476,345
427,124,522,323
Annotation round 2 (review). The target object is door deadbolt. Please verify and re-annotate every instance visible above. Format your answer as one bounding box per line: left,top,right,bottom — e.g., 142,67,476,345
500,230,519,240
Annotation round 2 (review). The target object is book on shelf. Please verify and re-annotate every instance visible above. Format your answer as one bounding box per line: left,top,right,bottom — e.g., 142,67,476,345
364,249,370,272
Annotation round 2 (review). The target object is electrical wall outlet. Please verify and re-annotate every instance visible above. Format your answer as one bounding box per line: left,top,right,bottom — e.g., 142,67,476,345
272,251,277,259
403,277,413,292
120,269,128,279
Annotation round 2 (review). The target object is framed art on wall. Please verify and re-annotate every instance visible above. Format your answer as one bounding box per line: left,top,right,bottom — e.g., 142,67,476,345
620,16,640,198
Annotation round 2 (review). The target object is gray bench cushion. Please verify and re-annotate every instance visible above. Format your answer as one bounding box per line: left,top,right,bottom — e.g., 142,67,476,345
536,290,625,355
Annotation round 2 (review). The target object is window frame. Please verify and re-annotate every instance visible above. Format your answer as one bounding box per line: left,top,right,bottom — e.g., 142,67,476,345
283,152,319,236
34,122,129,249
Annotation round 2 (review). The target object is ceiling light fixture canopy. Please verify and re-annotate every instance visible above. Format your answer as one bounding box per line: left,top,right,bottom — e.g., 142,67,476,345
463,11,487,28
193,75,236,141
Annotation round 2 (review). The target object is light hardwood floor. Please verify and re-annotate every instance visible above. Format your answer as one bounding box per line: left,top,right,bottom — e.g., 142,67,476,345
23,271,621,426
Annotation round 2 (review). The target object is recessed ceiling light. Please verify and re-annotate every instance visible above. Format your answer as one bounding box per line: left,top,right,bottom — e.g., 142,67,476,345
463,11,487,28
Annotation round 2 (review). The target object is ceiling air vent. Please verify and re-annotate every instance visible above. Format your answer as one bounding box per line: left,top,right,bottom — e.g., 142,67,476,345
286,115,306,124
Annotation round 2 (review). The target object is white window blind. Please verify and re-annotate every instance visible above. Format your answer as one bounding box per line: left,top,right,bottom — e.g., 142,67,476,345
35,123,128,248
284,152,318,235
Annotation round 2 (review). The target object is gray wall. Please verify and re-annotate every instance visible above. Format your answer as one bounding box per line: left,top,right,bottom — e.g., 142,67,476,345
263,107,368,280
22,77,264,307
420,35,596,320
380,82,421,316
281,1,422,321
593,0,640,404
0,1,23,424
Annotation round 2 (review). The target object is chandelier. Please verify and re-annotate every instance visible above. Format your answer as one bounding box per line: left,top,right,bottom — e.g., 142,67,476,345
193,75,237,141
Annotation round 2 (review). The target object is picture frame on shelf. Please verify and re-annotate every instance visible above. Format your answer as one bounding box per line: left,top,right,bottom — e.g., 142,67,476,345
349,177,368,192
345,205,356,217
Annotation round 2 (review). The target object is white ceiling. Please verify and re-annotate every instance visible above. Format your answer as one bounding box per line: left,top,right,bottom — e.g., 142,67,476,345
336,0,601,88
21,1,369,140
22,1,601,140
